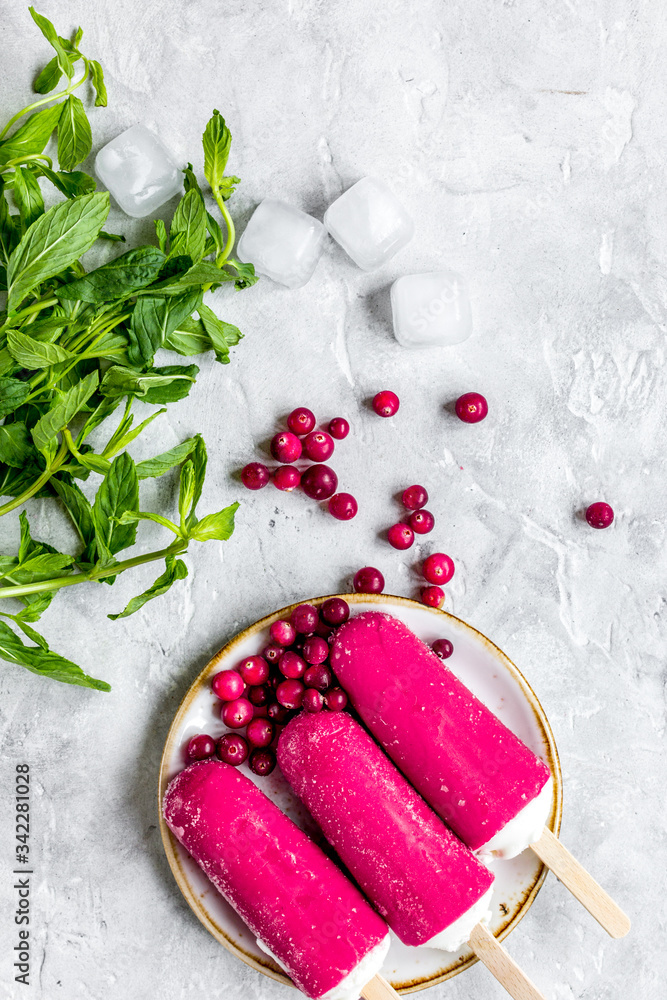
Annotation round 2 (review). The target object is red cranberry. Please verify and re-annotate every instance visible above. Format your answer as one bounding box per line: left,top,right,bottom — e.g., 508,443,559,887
276,679,305,709
329,493,358,520
328,417,349,440
585,502,614,529
246,717,275,748
421,585,445,609
238,655,270,686
216,733,249,766
249,747,276,776
303,689,324,713
291,604,319,634
248,684,271,707
455,392,488,423
263,643,283,665
270,431,302,463
221,697,254,729
273,465,301,491
320,598,350,626
302,636,329,665
211,669,245,702
422,553,455,585
387,522,414,550
402,484,428,510
287,407,316,436
304,430,335,462
279,651,306,679
409,509,435,534
372,390,400,417
353,566,384,593
267,702,291,724
270,619,296,646
314,620,334,639
304,664,332,691
301,464,338,501
432,638,454,659
241,462,270,490
185,734,216,762
326,687,348,711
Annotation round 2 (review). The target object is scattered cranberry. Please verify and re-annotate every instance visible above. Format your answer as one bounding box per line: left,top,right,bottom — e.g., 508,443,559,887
320,597,350,626
421,585,445,609
273,465,301,491
303,689,325,713
304,664,332,691
241,462,270,491
329,493,358,520
432,638,454,659
246,717,275,749
585,502,614,529
329,417,349,440
263,643,283,665
211,669,245,702
291,604,319,634
372,390,400,418
270,431,302,463
304,430,335,462
388,522,414,550
353,566,384,593
221,697,254,729
238,655,270,686
422,553,455,586
301,464,338,501
409,509,435,534
314,620,334,639
270,619,297,646
216,733,249,766
248,684,271,707
267,702,291,724
185,734,216,762
249,747,277,776
268,672,282,691
276,679,305,710
326,687,348,711
287,406,316,436
402,484,428,510
455,392,488,423
302,636,329,665
279,651,306,679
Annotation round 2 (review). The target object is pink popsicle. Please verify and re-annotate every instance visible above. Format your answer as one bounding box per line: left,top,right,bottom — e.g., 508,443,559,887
163,759,389,999
277,711,495,949
329,612,552,856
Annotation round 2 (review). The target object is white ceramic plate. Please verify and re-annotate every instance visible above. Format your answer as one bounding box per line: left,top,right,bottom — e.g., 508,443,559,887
158,595,562,994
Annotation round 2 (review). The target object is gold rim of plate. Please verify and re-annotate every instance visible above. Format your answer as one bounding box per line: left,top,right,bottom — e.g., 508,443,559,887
158,594,563,994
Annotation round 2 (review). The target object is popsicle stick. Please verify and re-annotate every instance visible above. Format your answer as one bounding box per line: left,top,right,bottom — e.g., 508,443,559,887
530,827,630,938
360,974,400,1000
468,923,545,1000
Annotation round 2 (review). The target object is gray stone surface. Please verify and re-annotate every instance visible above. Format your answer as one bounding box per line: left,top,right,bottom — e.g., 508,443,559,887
0,0,665,997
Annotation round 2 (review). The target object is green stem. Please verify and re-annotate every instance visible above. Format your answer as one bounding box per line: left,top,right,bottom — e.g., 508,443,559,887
0,153,53,173
215,193,235,265
0,542,187,599
0,68,89,141
3,296,59,325
0,437,68,517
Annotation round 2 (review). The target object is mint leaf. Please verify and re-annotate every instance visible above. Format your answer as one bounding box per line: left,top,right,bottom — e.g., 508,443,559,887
57,95,92,171
0,377,31,419
13,166,45,229
51,476,96,560
7,328,72,369
0,190,20,265
170,189,206,264
92,452,139,556
28,7,74,79
224,257,258,289
154,219,167,253
0,619,110,690
56,245,166,303
31,369,99,453
202,110,238,199
33,165,96,199
6,192,110,311
189,501,238,542
127,288,201,367
34,56,62,94
135,436,198,479
0,423,37,468
107,554,188,620
198,301,242,362
0,103,63,166
87,59,107,107
99,364,197,401
164,316,209,356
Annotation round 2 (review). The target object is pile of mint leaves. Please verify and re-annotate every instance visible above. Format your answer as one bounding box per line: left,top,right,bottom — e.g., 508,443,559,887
0,8,257,691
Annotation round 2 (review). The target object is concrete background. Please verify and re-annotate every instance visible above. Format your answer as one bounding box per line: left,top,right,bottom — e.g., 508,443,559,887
0,1,665,998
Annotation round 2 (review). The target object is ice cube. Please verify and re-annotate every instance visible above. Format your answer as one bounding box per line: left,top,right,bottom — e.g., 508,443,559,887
324,177,414,270
237,199,326,289
390,270,472,348
95,124,183,219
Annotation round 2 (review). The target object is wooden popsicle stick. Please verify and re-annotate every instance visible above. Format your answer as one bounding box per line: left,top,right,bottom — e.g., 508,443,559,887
360,974,401,1000
468,922,546,1000
530,827,630,938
